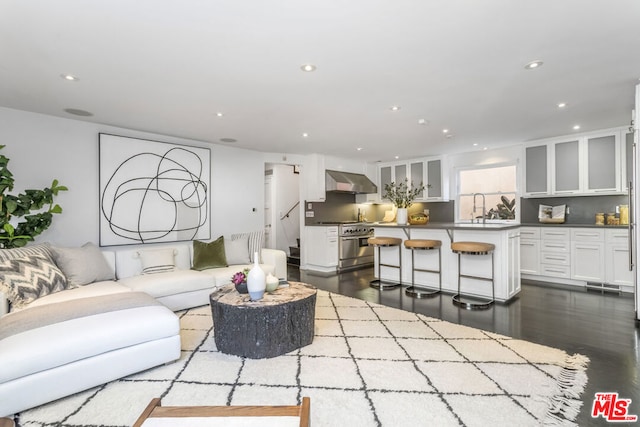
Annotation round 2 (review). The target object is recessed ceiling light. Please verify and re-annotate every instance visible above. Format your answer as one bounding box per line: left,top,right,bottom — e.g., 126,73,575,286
61,74,79,81
300,64,316,72
573,125,581,130
557,102,567,108
220,138,237,143
418,119,428,125
483,147,488,150
63,108,92,116
394,155,399,159
442,129,449,134
356,147,363,151
302,133,309,138
390,105,400,111
473,143,478,146
216,112,223,117
524,60,543,70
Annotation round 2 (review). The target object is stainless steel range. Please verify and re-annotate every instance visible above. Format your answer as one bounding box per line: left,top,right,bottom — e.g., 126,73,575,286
338,222,374,271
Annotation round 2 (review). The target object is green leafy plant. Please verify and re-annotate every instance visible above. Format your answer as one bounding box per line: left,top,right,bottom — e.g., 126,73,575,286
382,178,428,208
0,145,68,248
487,196,516,220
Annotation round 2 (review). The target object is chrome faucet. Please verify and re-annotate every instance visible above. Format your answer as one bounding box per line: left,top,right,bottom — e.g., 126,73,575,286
472,193,486,224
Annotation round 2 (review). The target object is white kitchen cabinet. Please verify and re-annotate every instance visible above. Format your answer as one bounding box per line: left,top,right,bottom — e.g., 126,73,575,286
523,127,625,197
539,228,571,279
605,229,634,291
508,230,521,296
378,157,445,202
570,229,605,282
553,139,581,194
519,227,540,275
585,133,620,193
304,226,338,273
524,144,549,196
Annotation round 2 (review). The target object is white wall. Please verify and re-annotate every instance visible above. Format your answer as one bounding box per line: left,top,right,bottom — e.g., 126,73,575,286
0,107,265,247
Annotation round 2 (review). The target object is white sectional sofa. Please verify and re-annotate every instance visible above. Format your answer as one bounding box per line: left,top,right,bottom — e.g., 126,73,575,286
0,237,287,417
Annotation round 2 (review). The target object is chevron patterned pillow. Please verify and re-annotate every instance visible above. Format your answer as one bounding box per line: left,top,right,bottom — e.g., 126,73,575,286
0,253,69,310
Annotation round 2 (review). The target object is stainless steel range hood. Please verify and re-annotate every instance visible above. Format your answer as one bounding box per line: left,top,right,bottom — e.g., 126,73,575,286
325,170,378,194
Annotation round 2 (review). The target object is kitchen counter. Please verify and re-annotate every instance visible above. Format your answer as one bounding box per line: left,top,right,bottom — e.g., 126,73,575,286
521,222,628,229
371,223,521,302
372,221,520,230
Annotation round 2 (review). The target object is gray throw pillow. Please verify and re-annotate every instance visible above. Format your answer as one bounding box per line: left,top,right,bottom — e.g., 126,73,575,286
0,253,69,309
224,235,250,265
51,242,115,287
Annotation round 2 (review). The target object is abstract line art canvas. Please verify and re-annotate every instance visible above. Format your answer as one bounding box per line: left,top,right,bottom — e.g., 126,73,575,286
99,133,211,246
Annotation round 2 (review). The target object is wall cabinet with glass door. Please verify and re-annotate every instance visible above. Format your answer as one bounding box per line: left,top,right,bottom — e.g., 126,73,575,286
523,127,625,197
378,157,446,202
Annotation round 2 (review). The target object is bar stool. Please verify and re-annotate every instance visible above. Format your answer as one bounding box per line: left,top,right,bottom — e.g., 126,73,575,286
451,241,495,310
368,236,402,289
404,239,442,298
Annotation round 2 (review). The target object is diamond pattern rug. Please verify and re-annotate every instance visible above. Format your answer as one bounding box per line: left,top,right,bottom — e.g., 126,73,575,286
18,290,589,426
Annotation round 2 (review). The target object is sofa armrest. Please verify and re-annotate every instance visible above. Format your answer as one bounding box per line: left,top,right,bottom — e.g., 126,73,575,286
260,248,287,280
0,291,7,317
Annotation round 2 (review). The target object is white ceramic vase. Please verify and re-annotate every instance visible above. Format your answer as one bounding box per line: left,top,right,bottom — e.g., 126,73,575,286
396,208,408,225
247,252,266,300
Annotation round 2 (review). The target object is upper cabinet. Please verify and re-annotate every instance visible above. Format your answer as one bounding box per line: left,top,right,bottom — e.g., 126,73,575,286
523,127,625,197
378,156,447,202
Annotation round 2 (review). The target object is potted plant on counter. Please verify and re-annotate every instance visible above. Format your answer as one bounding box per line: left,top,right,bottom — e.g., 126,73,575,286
382,178,427,225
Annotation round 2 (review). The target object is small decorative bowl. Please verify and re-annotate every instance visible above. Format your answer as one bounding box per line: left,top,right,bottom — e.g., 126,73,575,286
235,282,248,294
409,215,429,225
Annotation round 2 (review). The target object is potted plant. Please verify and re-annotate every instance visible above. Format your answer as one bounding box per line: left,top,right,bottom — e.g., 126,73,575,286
382,178,427,225
0,145,68,248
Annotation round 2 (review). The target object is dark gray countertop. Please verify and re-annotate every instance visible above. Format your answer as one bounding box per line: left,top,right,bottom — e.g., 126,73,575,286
371,222,520,230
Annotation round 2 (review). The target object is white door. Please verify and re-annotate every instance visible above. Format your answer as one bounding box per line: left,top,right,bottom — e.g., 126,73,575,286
264,175,273,248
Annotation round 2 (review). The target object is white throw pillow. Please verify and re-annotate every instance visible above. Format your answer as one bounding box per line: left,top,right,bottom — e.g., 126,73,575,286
224,235,250,265
51,242,115,287
231,231,264,263
137,248,176,274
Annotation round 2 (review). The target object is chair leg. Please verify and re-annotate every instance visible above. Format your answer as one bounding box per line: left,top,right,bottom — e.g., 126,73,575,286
404,247,441,298
452,251,494,310
370,245,401,290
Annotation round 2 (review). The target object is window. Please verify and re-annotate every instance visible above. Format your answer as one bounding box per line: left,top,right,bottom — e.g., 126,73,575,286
457,164,517,222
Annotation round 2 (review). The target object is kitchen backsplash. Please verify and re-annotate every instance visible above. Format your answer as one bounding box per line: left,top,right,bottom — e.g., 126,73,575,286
304,192,454,225
520,195,628,225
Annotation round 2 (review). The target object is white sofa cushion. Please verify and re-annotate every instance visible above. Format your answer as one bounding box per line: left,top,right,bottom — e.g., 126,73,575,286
21,281,131,310
0,300,179,384
117,269,214,298
198,264,276,287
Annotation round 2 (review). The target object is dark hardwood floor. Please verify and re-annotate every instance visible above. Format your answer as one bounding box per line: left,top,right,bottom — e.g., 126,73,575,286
288,265,640,426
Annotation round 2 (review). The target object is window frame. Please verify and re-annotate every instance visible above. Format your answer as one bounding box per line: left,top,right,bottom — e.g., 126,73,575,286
455,161,519,223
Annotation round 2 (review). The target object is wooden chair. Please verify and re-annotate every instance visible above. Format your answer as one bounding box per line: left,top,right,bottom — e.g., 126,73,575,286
133,397,311,427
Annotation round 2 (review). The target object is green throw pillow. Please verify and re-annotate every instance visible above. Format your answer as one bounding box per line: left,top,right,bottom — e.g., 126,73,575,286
192,237,228,270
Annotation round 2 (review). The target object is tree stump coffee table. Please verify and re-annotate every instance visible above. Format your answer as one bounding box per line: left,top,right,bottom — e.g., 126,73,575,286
209,282,317,359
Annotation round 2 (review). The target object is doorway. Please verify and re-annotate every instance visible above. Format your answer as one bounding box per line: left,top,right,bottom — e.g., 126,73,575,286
264,164,301,264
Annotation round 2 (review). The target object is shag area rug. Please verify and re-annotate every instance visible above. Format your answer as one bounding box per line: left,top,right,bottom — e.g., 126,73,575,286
18,290,589,427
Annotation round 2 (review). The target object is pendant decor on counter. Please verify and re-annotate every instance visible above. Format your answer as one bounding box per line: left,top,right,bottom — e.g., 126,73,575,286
247,252,266,300
396,208,408,225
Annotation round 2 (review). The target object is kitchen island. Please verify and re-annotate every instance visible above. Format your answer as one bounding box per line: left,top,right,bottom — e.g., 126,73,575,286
372,222,521,303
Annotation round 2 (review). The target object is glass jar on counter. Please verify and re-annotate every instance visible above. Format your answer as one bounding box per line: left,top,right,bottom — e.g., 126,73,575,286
595,213,605,226
606,213,617,225
619,205,629,225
